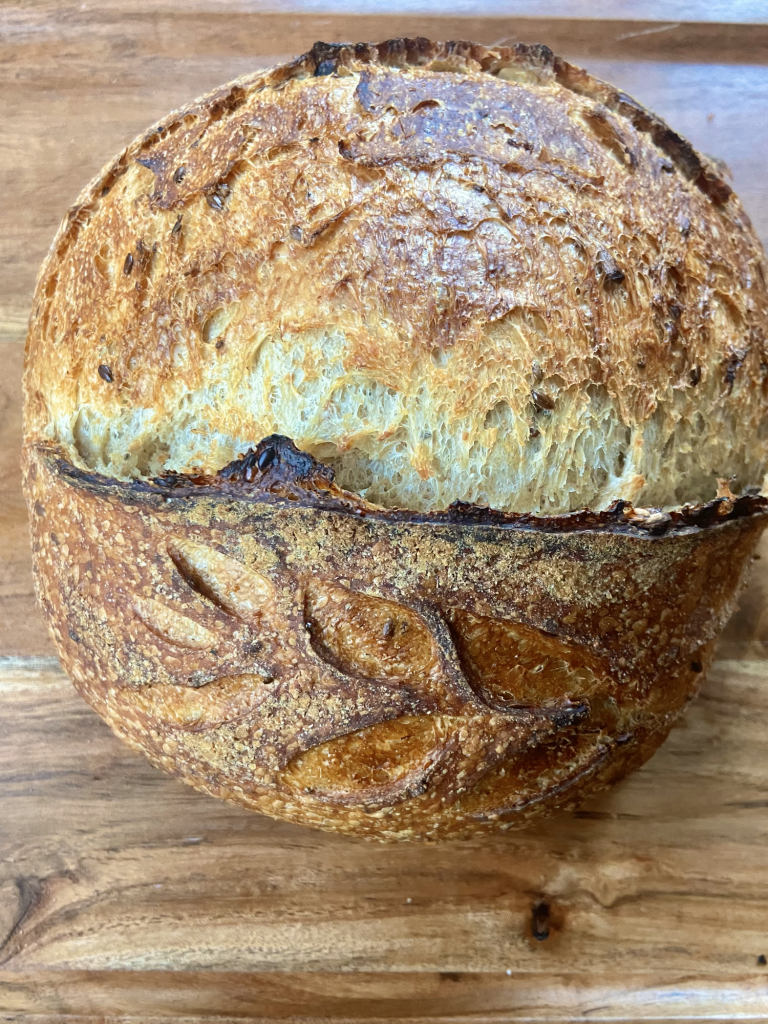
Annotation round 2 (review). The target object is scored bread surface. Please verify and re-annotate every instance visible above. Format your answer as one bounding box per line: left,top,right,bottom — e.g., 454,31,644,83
23,39,768,514
23,437,768,840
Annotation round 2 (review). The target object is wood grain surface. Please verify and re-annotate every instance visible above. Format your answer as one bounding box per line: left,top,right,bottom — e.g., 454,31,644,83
2,3,768,1020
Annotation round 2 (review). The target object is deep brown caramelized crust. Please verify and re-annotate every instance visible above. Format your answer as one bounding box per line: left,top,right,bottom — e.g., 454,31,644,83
22,39,768,838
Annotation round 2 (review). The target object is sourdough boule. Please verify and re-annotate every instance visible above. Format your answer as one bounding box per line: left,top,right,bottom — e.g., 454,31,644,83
23,39,768,839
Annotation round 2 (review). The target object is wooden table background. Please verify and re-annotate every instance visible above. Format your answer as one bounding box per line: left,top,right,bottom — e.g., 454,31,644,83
3,2,768,1020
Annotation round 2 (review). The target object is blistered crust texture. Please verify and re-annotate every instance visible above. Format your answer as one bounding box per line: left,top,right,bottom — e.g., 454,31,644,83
23,444,766,840
24,39,768,514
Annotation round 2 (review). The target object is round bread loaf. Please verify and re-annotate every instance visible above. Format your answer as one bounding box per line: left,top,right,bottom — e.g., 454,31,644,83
22,40,768,840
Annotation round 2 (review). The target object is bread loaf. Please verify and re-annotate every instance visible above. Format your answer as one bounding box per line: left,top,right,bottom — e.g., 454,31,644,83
23,39,768,839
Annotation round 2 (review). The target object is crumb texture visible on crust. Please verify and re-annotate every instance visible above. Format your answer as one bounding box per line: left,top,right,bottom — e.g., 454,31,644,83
23,39,768,513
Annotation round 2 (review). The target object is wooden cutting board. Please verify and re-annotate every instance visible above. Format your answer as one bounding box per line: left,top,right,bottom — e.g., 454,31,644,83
2,4,768,1020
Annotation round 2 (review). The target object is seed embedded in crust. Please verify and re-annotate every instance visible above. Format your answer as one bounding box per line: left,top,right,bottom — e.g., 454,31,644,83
597,248,625,283
531,389,555,412
97,363,114,382
123,252,133,275
207,183,231,211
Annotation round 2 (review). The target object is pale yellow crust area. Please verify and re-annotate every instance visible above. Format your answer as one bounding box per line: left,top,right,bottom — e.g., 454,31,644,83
23,40,768,513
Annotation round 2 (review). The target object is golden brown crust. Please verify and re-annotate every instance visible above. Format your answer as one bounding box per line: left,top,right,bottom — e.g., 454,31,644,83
23,438,768,839
22,39,768,838
23,38,768,513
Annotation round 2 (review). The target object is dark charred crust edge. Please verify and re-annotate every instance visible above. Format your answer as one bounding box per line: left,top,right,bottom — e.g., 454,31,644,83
39,436,768,539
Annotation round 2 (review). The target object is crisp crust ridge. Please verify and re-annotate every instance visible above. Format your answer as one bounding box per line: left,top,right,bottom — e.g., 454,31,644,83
43,434,768,534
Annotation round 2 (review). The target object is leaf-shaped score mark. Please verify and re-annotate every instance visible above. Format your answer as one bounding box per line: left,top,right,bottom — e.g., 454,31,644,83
448,609,611,709
304,580,437,681
109,673,270,730
280,715,450,807
133,595,217,650
168,539,275,622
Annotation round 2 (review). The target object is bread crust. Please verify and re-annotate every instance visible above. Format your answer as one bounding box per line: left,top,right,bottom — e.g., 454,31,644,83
23,39,768,513
22,39,768,838
23,436,767,839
